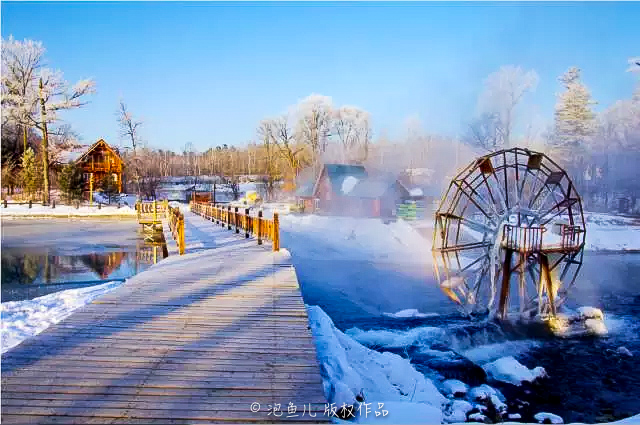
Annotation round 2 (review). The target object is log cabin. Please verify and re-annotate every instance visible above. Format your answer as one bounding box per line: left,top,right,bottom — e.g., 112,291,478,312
61,139,123,199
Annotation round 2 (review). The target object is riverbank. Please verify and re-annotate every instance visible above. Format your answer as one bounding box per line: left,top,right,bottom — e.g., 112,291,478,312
0,203,137,218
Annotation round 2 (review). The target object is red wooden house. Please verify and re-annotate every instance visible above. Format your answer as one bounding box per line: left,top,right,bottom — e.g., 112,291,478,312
296,163,410,218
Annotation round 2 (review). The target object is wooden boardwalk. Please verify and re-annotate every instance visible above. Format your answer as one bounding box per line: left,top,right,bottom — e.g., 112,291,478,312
1,210,329,424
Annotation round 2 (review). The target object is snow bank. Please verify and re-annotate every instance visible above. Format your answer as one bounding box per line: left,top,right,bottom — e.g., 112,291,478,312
306,305,446,421
549,307,609,338
482,356,547,385
281,215,430,263
0,203,136,218
441,380,469,398
1,280,123,353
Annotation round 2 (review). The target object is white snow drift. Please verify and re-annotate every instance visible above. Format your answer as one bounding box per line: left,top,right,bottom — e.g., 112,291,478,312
1,281,123,353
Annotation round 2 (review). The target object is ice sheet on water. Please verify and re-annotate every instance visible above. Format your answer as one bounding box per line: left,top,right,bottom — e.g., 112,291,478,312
1,281,123,353
534,412,564,424
462,340,543,365
382,309,440,319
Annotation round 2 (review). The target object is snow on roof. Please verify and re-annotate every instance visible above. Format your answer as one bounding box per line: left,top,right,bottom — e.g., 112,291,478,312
341,176,359,194
58,146,90,164
347,173,408,199
324,164,368,193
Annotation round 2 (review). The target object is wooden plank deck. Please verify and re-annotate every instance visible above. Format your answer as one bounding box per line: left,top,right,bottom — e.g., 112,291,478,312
2,210,330,424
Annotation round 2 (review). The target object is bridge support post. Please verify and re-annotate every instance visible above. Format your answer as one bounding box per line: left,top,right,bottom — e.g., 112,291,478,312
227,206,232,230
235,207,239,233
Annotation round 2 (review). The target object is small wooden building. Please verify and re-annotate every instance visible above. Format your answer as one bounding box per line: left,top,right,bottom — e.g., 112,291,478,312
62,139,124,199
299,163,411,218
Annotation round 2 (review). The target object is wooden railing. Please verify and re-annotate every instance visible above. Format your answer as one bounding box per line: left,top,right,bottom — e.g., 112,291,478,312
167,205,185,255
136,200,168,223
502,224,545,252
190,202,280,252
502,223,582,253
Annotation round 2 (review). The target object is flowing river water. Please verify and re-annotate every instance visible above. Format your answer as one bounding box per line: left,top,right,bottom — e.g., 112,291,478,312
284,223,640,424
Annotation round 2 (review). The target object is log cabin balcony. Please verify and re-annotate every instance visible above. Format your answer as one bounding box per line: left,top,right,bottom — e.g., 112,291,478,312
87,162,122,173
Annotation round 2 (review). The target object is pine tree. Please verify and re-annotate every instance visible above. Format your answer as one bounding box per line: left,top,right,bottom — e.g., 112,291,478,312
552,67,597,154
101,174,117,204
20,147,38,198
58,163,84,203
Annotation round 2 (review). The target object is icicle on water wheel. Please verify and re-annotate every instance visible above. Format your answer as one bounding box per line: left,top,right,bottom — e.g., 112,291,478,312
432,147,586,319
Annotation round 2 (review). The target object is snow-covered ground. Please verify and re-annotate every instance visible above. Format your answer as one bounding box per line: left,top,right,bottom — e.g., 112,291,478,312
1,280,123,353
0,203,137,218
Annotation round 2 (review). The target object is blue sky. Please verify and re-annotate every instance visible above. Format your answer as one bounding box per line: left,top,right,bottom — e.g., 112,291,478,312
2,1,638,151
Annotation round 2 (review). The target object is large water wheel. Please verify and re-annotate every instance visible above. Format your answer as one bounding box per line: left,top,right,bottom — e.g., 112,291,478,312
432,147,586,319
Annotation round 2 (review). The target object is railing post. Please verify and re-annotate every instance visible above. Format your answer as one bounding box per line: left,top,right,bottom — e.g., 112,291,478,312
273,212,280,252
180,215,185,255
3,199,6,208
153,200,157,222
227,206,231,230
245,208,250,238
235,207,239,233
257,210,263,245
29,200,32,209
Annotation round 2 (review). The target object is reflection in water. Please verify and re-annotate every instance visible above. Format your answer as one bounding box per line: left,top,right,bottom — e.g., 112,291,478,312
1,241,168,302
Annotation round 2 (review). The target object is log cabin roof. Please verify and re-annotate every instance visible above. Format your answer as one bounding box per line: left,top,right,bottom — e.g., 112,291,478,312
59,139,122,165
311,163,369,198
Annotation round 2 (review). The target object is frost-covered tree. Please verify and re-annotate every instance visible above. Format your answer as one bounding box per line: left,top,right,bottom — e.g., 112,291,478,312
294,94,333,170
117,100,142,154
551,67,597,157
257,119,279,200
2,37,95,204
464,112,505,151
33,72,95,204
331,106,371,163
475,65,539,148
1,37,45,153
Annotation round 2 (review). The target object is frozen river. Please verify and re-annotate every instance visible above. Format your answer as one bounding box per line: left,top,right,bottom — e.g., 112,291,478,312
1,219,166,301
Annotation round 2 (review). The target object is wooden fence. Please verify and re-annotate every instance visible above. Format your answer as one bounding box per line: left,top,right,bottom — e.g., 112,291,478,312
190,202,280,251
166,205,186,255
136,200,168,224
